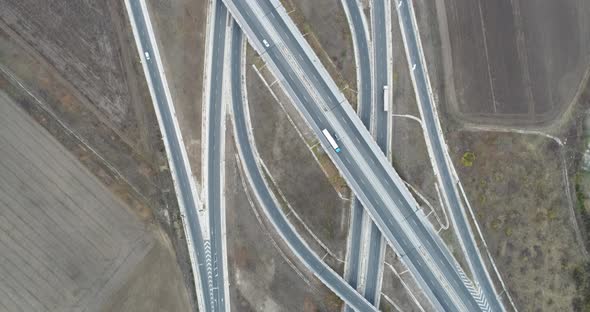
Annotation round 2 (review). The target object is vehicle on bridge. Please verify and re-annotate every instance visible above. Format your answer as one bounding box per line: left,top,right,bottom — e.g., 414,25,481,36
322,129,341,153
144,51,151,61
383,85,389,111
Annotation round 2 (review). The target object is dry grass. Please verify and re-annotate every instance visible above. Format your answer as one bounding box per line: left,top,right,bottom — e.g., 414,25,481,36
449,130,584,311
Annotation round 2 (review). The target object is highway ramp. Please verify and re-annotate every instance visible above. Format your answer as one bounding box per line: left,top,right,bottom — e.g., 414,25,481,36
204,0,230,310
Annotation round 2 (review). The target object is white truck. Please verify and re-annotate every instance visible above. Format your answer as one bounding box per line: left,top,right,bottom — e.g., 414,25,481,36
322,129,341,153
383,85,389,111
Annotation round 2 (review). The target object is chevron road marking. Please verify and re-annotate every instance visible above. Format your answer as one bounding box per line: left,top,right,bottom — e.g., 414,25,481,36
204,240,216,309
455,264,491,312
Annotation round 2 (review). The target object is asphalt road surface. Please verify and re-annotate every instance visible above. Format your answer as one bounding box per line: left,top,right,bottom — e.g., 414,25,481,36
206,0,229,310
341,0,373,307
363,0,391,305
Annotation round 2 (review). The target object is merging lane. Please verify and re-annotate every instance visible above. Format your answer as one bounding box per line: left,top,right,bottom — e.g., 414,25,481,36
205,1,229,310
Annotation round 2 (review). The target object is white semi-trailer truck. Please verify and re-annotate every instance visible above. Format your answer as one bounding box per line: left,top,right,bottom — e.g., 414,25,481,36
322,129,341,153
383,85,389,111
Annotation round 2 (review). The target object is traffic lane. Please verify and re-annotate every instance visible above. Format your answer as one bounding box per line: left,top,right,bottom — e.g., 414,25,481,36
207,0,228,309
346,199,364,289
343,0,374,301
229,27,377,312
373,0,389,149
127,0,210,310
363,222,382,303
344,0,372,126
398,1,502,310
243,0,478,308
363,1,389,303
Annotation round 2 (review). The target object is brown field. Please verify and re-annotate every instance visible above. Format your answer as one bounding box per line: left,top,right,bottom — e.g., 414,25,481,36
0,92,191,312
0,0,206,308
0,0,141,137
100,232,191,312
439,0,590,125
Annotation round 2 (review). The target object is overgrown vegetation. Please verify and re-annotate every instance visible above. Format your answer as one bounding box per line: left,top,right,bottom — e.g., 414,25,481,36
460,151,475,167
573,173,590,311
572,261,590,312
575,174,590,247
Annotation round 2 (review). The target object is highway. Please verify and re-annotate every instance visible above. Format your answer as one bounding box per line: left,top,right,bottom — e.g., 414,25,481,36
344,199,364,296
396,0,503,311
223,0,485,310
341,0,387,306
362,0,392,305
228,23,378,312
372,0,390,150
124,0,209,311
340,0,373,306
204,0,229,310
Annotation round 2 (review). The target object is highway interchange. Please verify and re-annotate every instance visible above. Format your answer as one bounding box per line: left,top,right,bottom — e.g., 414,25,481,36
224,0,487,309
126,0,506,310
